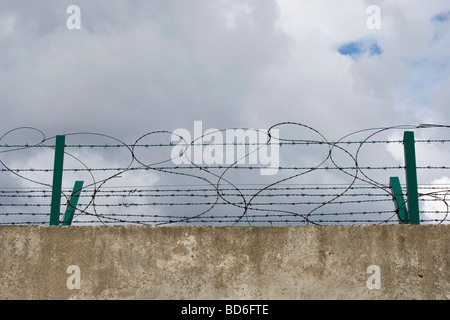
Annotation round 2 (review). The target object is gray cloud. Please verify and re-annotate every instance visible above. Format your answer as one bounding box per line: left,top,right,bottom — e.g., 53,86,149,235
0,1,449,225
0,0,290,138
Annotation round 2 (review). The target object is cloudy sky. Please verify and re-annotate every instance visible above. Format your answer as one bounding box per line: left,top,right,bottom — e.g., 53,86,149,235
0,0,449,225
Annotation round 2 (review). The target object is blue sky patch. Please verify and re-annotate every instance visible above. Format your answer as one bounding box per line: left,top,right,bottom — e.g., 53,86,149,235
432,11,450,22
338,40,383,60
368,43,383,56
337,42,362,57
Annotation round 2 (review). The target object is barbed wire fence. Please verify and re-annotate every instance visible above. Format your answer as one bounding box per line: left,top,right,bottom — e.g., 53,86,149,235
0,122,449,226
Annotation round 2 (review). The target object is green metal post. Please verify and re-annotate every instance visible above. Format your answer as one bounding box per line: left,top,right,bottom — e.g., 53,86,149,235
403,131,420,224
50,135,65,226
62,181,84,226
389,176,409,224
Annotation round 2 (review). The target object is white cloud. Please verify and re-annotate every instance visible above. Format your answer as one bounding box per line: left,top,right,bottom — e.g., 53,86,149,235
420,176,450,224
0,14,16,37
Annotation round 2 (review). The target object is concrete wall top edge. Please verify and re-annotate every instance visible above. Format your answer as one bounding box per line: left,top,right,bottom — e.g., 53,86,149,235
1,224,447,229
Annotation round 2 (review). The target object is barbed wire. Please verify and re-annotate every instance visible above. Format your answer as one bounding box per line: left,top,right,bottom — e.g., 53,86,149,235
2,138,450,149
0,122,450,226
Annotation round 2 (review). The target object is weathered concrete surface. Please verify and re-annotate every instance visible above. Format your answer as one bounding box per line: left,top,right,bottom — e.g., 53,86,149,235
0,225,448,300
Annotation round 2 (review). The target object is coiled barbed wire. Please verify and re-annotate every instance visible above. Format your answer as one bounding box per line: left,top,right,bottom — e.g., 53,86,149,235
0,122,449,226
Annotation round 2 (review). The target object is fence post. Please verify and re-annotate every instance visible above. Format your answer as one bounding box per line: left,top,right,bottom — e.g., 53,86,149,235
389,176,409,224
403,131,420,224
49,135,65,226
62,180,84,226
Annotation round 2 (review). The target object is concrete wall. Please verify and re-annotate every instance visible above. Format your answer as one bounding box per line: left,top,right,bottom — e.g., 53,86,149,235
0,224,449,300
